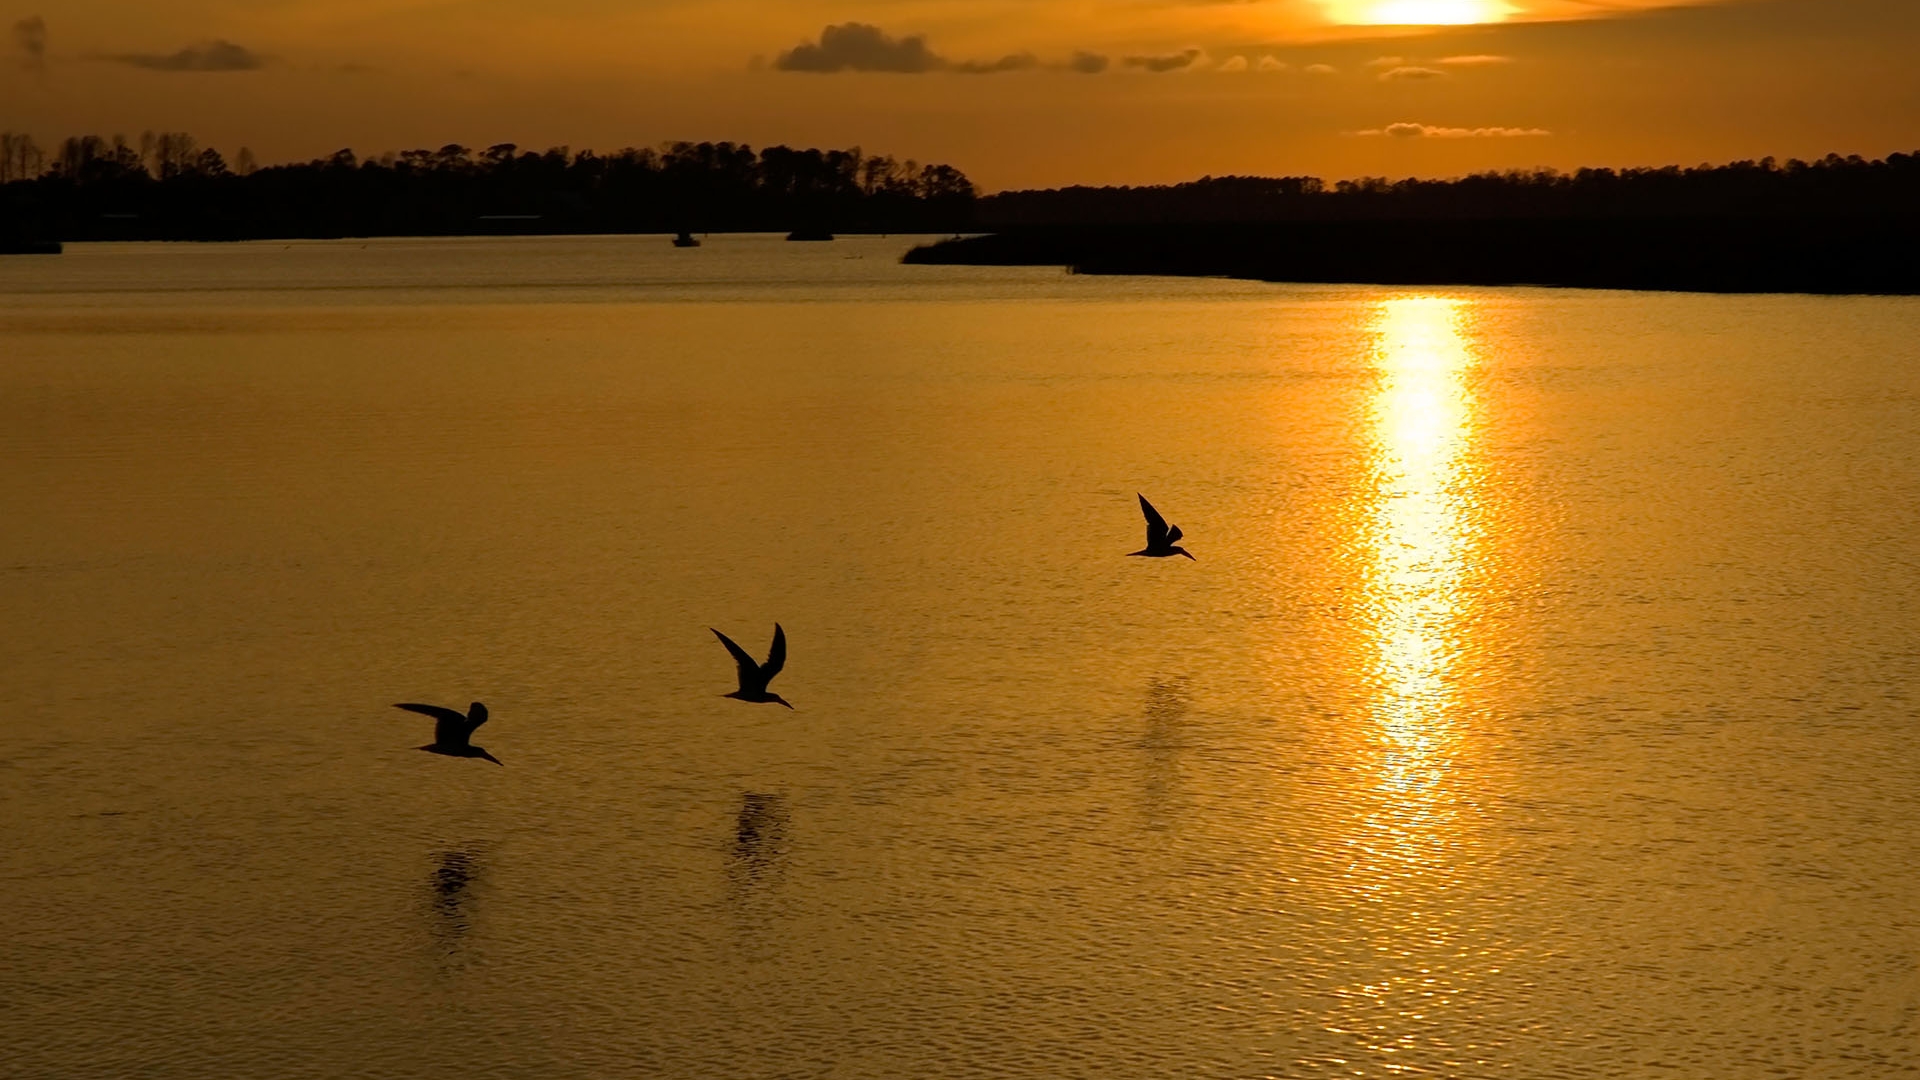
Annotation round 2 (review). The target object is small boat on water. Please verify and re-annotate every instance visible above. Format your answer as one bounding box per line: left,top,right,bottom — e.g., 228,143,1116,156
0,239,61,255
785,228,833,242
672,231,700,248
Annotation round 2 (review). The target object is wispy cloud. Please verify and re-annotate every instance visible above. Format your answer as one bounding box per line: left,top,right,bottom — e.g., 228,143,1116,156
1123,48,1203,73
1217,54,1248,72
1067,50,1109,74
951,52,1038,74
1379,65,1446,80
11,15,45,71
113,39,263,72
1366,55,1405,68
1439,54,1514,66
1357,122,1551,138
775,23,942,72
773,23,1046,75
1305,63,1337,75
1257,55,1287,72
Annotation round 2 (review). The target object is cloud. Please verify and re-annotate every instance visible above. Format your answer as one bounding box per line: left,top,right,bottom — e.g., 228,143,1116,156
1379,65,1446,80
773,23,1043,75
775,23,942,72
1357,122,1551,138
113,39,263,71
1217,54,1248,72
1067,50,1109,74
1366,55,1405,68
1257,55,1286,72
1439,54,1514,66
1305,63,1337,75
1123,48,1202,73
11,15,44,71
951,52,1038,74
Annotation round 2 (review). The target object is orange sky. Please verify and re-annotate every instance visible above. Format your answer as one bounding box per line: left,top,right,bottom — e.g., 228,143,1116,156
3,0,1916,190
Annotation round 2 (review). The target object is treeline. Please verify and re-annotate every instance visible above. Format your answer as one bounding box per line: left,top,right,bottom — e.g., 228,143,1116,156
0,132,977,241
980,152,1920,226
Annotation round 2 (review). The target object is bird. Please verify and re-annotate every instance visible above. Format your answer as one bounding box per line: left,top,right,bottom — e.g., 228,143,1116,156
394,701,503,765
1128,494,1196,560
713,624,794,709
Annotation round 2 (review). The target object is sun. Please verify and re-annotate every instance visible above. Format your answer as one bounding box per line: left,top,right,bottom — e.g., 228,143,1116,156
1328,0,1517,24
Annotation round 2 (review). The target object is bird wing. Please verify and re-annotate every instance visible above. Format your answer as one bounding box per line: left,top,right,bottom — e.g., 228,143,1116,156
395,702,469,747
1167,524,1183,545
713,628,763,692
1138,494,1170,548
763,623,787,681
464,702,489,736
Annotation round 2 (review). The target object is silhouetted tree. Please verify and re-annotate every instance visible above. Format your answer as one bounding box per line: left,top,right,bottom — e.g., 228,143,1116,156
1,132,978,240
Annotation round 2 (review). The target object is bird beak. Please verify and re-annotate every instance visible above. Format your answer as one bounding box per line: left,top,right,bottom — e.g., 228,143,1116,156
481,751,504,766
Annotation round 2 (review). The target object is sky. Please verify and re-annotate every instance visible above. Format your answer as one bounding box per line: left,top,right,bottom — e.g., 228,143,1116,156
2,0,1917,190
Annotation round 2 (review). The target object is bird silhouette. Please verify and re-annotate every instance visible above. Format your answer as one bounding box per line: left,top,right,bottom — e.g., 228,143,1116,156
713,624,794,709
1128,494,1196,560
394,701,503,765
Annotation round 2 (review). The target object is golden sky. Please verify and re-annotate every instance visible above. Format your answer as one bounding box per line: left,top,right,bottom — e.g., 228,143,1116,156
4,0,1916,189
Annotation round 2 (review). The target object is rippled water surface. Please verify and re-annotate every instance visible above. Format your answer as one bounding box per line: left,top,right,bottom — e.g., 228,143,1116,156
4,236,1919,1078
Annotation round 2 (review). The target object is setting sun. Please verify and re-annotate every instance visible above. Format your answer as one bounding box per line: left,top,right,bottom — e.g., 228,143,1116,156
1330,0,1516,24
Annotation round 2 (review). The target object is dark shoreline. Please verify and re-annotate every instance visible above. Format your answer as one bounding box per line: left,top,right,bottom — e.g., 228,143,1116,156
903,218,1920,295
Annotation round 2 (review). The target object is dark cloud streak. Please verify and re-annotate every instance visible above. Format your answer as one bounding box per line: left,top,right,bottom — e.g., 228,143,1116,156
11,14,45,71
113,39,264,72
1122,48,1201,73
773,23,1042,75
775,23,942,73
951,52,1038,74
1068,50,1109,74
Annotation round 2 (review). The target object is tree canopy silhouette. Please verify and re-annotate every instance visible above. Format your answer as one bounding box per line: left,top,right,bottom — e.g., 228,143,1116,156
0,133,977,241
978,152,1920,225
909,149,1920,295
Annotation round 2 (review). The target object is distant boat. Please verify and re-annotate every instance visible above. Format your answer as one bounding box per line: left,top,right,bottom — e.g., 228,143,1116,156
0,239,61,255
786,228,833,242
672,231,700,248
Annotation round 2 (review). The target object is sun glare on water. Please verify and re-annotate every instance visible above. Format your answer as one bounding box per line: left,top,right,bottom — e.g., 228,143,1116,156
1330,0,1515,24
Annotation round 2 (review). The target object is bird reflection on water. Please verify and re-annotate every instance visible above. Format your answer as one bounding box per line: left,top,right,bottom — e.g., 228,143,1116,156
426,848,483,959
1140,676,1191,831
730,792,790,888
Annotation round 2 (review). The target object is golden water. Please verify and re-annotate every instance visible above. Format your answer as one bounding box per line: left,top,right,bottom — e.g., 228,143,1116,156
3,236,1917,1077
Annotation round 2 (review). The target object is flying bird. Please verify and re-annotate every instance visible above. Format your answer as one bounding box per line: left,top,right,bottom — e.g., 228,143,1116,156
1129,494,1196,560
394,701,503,765
713,624,794,709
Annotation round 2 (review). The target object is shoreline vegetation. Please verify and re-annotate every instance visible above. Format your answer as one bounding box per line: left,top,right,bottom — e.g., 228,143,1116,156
910,150,1920,295
0,133,976,242
5,131,1916,293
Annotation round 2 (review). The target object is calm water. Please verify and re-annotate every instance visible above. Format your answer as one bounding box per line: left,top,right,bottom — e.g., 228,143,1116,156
4,236,1919,1078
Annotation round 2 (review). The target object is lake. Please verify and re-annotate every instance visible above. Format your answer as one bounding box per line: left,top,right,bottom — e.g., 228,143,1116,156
3,235,1918,1078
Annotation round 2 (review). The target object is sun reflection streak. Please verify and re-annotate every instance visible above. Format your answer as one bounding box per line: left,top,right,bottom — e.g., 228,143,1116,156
1367,290,1466,757
1363,297,1478,840
1311,295,1486,1067
1356,299,1483,952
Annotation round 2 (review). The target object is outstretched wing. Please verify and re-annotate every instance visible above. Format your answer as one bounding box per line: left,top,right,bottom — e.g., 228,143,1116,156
1138,494,1170,548
463,702,489,736
1167,524,1183,545
395,702,469,747
713,628,764,692
763,623,787,682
